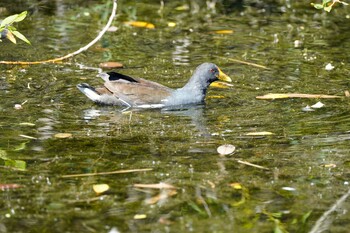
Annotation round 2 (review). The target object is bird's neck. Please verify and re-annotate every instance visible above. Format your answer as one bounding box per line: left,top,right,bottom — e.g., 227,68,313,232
183,76,210,93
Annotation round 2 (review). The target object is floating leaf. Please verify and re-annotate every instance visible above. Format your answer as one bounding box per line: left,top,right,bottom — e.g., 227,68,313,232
54,133,72,139
230,182,242,189
214,30,234,34
134,214,147,220
256,93,341,99
167,22,176,27
124,21,155,29
217,144,236,155
99,62,123,69
93,184,109,194
246,132,274,136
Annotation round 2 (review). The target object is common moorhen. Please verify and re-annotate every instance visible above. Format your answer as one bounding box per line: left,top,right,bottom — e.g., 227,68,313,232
77,62,231,108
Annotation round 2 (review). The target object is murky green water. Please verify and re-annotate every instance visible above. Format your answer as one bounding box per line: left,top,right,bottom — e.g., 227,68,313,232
1,0,350,232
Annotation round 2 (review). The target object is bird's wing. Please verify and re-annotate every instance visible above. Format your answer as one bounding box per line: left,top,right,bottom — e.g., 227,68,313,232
102,72,173,106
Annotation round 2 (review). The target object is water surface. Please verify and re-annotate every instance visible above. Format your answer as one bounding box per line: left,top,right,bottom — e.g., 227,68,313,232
1,0,350,232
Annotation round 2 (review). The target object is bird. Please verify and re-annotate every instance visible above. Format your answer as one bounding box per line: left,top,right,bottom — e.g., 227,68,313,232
77,62,231,109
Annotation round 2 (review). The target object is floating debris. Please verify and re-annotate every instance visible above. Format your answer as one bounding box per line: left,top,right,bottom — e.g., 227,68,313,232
257,93,341,99
217,144,236,155
167,22,176,27
54,133,72,139
325,63,335,71
302,105,315,112
99,62,123,69
134,214,147,220
93,184,110,194
311,101,325,109
245,132,274,136
124,21,155,29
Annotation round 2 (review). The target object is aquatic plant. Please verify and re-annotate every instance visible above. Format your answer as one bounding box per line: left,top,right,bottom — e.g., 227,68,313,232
0,11,31,44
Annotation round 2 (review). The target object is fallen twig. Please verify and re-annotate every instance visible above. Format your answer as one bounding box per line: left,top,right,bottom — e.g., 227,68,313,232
236,159,270,170
62,168,152,178
256,93,342,100
215,56,269,70
0,0,118,65
19,134,37,140
133,183,177,189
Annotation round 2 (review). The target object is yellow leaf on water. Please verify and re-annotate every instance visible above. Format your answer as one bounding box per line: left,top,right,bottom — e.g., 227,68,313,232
230,182,242,189
214,30,234,34
134,214,147,220
93,184,109,194
217,144,236,155
124,21,155,29
54,133,72,139
245,132,274,136
167,22,176,27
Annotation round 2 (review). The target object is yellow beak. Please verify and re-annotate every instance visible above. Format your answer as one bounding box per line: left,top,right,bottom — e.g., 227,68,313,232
217,68,232,82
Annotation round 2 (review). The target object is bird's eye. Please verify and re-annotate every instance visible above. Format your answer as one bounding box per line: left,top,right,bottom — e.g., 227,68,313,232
210,68,216,73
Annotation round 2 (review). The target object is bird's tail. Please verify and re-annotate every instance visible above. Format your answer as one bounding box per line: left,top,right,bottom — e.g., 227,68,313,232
76,83,101,103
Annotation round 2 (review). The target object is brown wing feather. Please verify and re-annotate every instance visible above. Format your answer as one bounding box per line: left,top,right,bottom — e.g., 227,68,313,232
104,77,173,105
